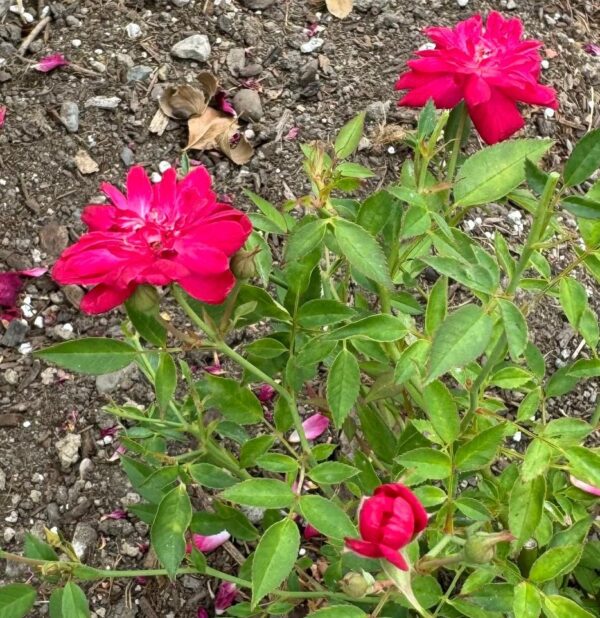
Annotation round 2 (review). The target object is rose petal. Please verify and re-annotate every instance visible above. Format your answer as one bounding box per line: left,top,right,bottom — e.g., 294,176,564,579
289,413,330,443
215,582,237,615
35,53,69,72
570,475,600,497
0,106,6,128
187,531,230,553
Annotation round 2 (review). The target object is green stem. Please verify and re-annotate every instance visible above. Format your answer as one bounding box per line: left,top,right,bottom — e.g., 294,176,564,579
446,103,468,190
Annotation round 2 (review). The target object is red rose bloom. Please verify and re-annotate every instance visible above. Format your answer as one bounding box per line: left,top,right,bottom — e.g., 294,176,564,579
345,483,428,570
395,11,558,144
53,166,251,314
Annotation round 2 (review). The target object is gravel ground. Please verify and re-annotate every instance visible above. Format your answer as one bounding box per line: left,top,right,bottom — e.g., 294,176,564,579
1,0,599,616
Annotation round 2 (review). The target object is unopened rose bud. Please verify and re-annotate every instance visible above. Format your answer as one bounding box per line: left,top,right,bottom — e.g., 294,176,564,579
230,249,258,280
128,284,160,314
340,572,371,598
463,531,514,564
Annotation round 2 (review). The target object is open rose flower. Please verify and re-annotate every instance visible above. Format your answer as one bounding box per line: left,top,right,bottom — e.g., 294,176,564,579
396,11,558,144
52,166,252,314
345,483,428,570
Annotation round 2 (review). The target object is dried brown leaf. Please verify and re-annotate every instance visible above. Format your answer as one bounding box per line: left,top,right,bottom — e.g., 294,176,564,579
326,0,353,19
217,132,254,165
197,71,219,101
159,85,207,120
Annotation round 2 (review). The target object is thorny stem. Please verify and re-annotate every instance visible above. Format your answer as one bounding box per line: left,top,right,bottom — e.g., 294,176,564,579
0,550,383,604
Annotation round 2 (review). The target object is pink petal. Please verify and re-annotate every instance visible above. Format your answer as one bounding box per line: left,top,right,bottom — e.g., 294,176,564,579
80,282,137,314
303,524,321,540
378,544,409,570
257,384,276,403
35,53,69,73
467,89,525,144
188,531,230,553
285,127,300,141
20,267,47,277
583,43,600,57
0,106,6,128
570,475,600,497
344,537,382,559
215,91,236,117
215,582,237,615
289,413,330,443
197,609,209,618
0,273,23,307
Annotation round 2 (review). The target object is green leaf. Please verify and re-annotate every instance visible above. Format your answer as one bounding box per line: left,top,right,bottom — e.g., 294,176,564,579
24,533,59,561
521,439,553,482
455,424,505,472
396,448,452,480
418,99,437,139
454,139,552,207
309,462,359,485
513,582,541,618
286,219,327,262
49,588,64,618
400,205,431,239
324,314,407,342
559,277,587,329
530,545,582,583
394,339,430,385
35,338,137,375
565,446,600,487
297,299,357,328
197,374,263,425
561,195,600,219
337,162,375,178
425,276,447,336
308,606,367,618
245,338,287,359
421,380,460,444
516,388,541,422
221,479,295,509
0,584,36,618
189,463,238,489
252,518,300,607
427,304,493,382
125,300,166,347
455,497,492,521
61,583,90,618
255,453,299,474
334,219,391,286
508,476,545,549
525,159,550,195
489,366,533,389
151,484,192,579
244,190,287,233
156,353,177,411
327,348,360,428
563,127,600,187
544,595,596,618
240,435,276,468
299,495,357,539
335,112,365,159
498,299,528,360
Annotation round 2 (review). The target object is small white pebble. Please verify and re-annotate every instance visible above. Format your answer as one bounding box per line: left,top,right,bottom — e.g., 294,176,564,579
298,548,307,556
18,343,32,355
150,172,162,183
34,316,44,328
419,42,436,51
457,0,469,6
126,23,142,39
23,420,31,428
544,107,555,119
541,59,550,70
71,39,82,48
158,161,171,174
512,431,522,443
387,146,396,154
465,219,476,231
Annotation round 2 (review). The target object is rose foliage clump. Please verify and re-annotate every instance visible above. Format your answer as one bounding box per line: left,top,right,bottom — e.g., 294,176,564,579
1,11,599,618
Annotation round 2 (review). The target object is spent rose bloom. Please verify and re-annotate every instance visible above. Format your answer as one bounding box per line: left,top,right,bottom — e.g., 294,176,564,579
35,53,70,72
345,483,428,570
396,11,558,144
52,166,252,314
215,582,237,615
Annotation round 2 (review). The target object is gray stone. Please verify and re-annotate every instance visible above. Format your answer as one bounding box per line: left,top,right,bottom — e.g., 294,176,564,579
171,34,211,62
65,15,82,27
40,222,69,255
366,101,389,124
55,433,81,469
59,101,79,133
238,63,262,77
0,468,5,491
89,60,106,73
120,146,135,167
299,59,318,85
84,96,121,110
72,522,97,561
3,527,15,543
227,48,246,76
116,53,134,68
1,320,28,347
172,0,191,5
0,70,11,82
239,0,275,8
96,367,131,394
127,65,153,83
233,89,263,121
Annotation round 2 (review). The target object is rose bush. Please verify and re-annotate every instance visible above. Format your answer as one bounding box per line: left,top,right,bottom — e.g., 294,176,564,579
1,11,599,618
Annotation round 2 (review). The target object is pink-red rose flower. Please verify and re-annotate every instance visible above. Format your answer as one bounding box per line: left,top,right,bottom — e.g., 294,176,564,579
345,483,428,570
52,166,252,314
395,11,558,144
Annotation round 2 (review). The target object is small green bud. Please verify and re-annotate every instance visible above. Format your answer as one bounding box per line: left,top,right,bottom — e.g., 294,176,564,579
128,285,160,314
463,531,515,564
340,571,372,598
230,249,258,280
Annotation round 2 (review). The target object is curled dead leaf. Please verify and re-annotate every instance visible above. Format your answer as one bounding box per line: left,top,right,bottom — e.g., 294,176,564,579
197,71,219,100
326,0,353,19
159,85,207,120
148,108,170,135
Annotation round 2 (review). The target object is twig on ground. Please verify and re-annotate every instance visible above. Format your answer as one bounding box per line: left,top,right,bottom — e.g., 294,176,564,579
17,16,51,55
18,175,40,213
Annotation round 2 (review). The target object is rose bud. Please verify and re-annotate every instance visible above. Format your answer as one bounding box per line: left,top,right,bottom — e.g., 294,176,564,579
340,571,374,598
345,483,428,570
127,284,160,314
463,531,515,564
230,248,258,280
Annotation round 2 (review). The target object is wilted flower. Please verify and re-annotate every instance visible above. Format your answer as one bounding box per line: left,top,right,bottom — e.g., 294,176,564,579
570,475,600,497
186,531,230,554
0,268,46,320
215,582,237,615
35,53,69,72
52,166,252,314
396,12,558,144
257,384,276,403
345,483,428,570
583,43,600,57
214,91,236,117
289,413,329,443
